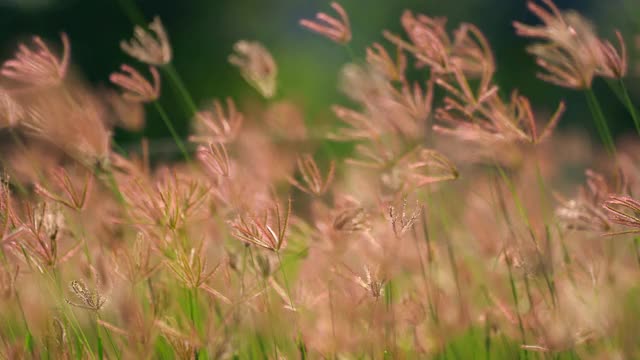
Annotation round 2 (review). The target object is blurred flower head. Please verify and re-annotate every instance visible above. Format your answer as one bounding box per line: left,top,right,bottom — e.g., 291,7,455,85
514,0,627,89
229,40,277,98
110,64,161,103
1,32,70,87
300,2,351,44
121,16,172,65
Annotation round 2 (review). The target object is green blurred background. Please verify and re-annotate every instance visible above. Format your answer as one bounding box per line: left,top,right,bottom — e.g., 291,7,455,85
1,0,639,150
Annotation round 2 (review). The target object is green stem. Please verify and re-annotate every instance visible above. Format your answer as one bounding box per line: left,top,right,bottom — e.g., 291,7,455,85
608,79,640,136
152,102,190,161
162,65,199,116
98,314,121,360
584,88,616,156
633,237,640,270
276,251,295,311
93,313,103,360
506,258,526,360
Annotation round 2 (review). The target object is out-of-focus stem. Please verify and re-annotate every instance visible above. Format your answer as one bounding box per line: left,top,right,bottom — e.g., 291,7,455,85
152,102,190,161
162,65,199,116
607,79,640,136
584,88,616,156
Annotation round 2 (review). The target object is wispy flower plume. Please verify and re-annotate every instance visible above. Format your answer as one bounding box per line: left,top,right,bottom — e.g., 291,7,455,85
434,87,565,145
384,11,451,73
121,16,172,65
34,166,93,211
355,265,386,299
110,64,160,103
555,169,612,232
229,198,291,252
399,148,459,187
190,98,243,144
389,198,421,238
514,0,627,89
65,280,107,312
0,89,23,128
229,41,277,98
288,154,335,196
366,43,407,82
603,195,640,233
300,2,352,44
24,92,111,167
1,32,70,87
197,143,231,178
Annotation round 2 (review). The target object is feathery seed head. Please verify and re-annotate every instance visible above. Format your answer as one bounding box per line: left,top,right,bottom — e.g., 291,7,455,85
110,64,161,103
0,89,23,128
197,143,231,179
355,265,386,299
229,40,277,98
389,198,421,238
229,197,291,252
333,206,370,233
34,166,93,211
66,279,107,311
288,154,336,196
1,32,70,87
190,97,244,144
555,169,612,232
300,2,352,44
603,195,640,233
514,0,627,89
121,16,172,65
366,43,407,82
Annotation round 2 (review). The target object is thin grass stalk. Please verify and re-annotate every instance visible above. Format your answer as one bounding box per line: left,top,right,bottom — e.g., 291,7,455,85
44,271,96,359
607,79,640,136
248,247,278,359
493,175,526,359
634,237,640,270
328,280,337,357
152,102,190,161
275,250,306,353
543,226,557,306
506,257,526,360
419,205,439,325
495,163,557,306
162,65,199,115
275,251,295,313
482,287,492,360
584,88,616,156
383,279,397,356
411,219,438,325
8,274,35,355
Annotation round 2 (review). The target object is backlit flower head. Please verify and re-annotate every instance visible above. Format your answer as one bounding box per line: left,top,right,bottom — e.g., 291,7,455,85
121,16,172,65
0,89,23,128
603,195,640,233
229,197,291,252
24,92,111,167
65,280,107,312
1,32,70,87
355,265,386,299
288,154,335,196
514,0,627,89
555,169,612,232
300,2,351,44
366,43,407,82
197,143,231,178
190,97,244,144
110,64,160,103
229,40,277,98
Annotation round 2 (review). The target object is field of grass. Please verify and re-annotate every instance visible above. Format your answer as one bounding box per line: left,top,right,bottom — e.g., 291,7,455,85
0,0,640,358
